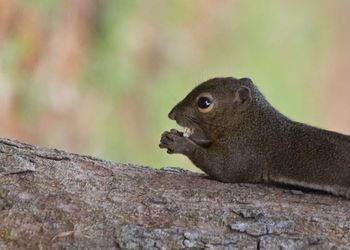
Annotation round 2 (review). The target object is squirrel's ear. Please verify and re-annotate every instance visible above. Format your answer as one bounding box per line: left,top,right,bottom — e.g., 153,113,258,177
233,86,252,106
239,77,253,84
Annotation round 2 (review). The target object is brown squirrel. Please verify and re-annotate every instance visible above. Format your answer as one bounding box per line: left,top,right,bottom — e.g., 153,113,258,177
159,77,350,198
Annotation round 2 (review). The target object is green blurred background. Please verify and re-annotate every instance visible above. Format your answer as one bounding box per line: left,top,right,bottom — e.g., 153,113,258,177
1,0,349,171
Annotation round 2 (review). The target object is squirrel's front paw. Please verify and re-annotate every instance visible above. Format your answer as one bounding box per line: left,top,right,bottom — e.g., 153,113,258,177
159,130,193,154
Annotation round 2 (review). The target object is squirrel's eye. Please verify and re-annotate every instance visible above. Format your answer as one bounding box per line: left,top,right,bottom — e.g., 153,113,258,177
196,93,214,113
197,97,212,109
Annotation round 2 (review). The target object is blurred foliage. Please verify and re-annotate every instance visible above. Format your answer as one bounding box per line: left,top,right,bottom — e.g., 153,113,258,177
0,0,349,171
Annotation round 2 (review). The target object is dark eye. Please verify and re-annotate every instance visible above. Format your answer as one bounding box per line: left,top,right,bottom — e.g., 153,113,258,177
197,97,212,109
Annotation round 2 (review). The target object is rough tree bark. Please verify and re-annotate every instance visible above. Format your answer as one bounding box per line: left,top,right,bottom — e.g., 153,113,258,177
0,137,349,249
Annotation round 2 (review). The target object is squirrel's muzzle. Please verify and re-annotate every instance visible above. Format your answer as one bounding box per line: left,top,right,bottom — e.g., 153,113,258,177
168,107,177,120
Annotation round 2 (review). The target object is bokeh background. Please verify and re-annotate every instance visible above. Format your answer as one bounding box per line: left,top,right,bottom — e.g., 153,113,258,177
0,0,349,171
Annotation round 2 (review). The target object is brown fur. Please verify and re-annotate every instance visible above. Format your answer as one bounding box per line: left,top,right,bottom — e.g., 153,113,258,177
160,77,350,198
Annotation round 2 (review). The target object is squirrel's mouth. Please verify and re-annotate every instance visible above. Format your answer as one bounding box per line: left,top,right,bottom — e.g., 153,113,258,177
171,113,212,147
179,125,211,148
183,127,194,138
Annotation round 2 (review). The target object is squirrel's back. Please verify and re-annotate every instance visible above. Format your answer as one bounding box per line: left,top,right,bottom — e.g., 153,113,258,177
266,120,350,196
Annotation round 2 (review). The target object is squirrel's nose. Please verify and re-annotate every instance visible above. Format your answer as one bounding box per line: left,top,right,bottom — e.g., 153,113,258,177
168,108,177,120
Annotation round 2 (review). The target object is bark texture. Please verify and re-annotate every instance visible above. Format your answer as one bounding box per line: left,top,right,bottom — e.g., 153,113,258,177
0,137,349,249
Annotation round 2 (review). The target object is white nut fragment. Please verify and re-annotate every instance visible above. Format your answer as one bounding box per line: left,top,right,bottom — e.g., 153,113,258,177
183,127,194,138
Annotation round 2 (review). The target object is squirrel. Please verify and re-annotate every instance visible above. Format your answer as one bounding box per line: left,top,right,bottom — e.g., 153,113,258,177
159,77,350,199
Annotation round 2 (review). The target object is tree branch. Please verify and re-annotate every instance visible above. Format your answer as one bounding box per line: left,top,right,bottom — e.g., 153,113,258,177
0,137,349,249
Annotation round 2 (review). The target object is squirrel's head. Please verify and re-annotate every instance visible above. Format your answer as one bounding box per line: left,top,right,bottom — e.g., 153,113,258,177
168,77,257,146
